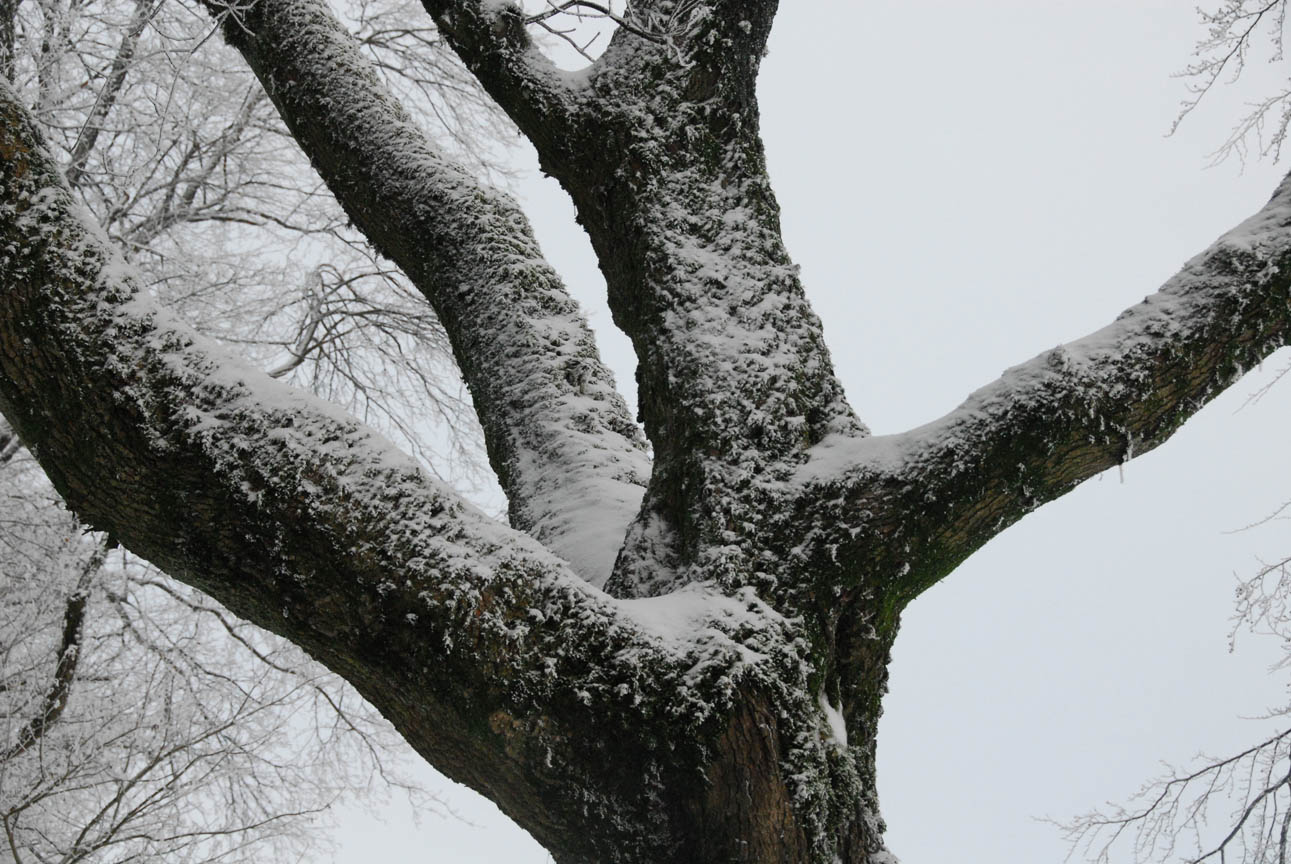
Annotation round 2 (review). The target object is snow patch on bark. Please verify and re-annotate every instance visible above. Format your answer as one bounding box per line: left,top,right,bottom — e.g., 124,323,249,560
818,690,847,747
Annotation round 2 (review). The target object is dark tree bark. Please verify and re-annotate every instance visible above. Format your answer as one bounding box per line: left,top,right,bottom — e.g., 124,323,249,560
1,2,1290,862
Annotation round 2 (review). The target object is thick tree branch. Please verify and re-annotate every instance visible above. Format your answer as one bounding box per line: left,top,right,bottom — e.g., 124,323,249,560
385,0,865,597
326,0,832,597
208,0,648,583
0,93,817,861
483,27,865,596
793,172,1291,614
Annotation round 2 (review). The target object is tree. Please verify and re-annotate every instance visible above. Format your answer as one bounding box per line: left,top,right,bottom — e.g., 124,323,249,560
1,1,1290,862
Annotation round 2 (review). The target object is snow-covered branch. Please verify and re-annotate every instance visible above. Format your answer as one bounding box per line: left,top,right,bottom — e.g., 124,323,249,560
209,0,648,582
794,172,1291,610
414,0,587,142
0,88,826,861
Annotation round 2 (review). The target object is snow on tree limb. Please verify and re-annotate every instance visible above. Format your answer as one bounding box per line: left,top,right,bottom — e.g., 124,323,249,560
0,86,832,859
415,0,587,140
413,0,870,597
794,173,1291,609
206,0,648,582
8,2,1285,857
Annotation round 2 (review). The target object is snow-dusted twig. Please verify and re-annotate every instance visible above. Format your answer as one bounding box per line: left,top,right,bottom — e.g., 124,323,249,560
1174,0,1291,163
1058,728,1291,863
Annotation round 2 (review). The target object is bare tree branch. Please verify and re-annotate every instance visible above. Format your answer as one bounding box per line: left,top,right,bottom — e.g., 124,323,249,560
62,0,155,189
1059,726,1291,862
1,540,106,760
265,268,325,380
1174,0,1291,164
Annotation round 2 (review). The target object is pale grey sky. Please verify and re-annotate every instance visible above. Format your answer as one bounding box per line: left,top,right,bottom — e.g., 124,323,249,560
333,3,1291,861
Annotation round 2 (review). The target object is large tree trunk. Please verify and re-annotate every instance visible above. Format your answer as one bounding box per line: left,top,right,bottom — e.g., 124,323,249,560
2,2,1291,861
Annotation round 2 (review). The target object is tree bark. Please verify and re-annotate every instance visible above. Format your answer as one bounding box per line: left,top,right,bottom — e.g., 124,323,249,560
2,3,1290,862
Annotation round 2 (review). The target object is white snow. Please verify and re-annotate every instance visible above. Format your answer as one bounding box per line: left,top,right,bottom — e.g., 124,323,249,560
818,690,847,747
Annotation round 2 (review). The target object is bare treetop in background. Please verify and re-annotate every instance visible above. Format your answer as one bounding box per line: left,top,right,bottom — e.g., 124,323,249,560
0,435,435,862
0,1,1289,863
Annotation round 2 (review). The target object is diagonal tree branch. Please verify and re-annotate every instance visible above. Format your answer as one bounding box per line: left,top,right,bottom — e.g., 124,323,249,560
0,91,805,861
62,0,156,190
206,0,648,583
416,0,587,153
791,172,1291,618
1,541,106,761
393,0,869,598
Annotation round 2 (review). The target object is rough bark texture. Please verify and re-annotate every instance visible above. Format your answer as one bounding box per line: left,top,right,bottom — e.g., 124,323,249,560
2,2,1290,862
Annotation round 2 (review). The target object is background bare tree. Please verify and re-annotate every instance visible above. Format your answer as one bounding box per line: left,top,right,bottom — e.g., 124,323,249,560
1174,0,1291,164
1059,536,1291,864
0,412,448,863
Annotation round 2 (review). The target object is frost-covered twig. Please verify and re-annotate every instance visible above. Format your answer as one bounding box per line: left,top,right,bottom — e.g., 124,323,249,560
1175,1,1291,163
1058,728,1291,863
523,0,664,57
266,268,325,379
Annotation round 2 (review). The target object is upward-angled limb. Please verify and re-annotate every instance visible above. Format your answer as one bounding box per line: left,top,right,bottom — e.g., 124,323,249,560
421,0,869,596
207,0,649,583
415,0,586,150
790,172,1291,633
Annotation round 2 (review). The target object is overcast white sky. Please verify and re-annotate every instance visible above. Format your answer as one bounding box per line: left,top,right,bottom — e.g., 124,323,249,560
333,3,1291,861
